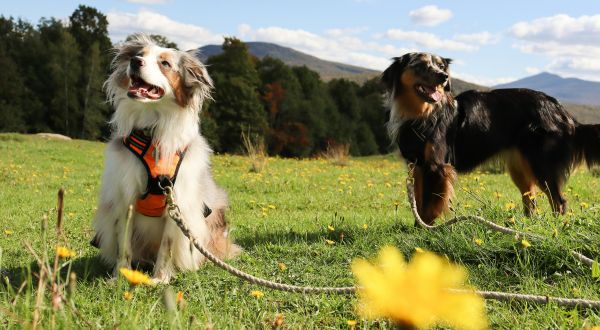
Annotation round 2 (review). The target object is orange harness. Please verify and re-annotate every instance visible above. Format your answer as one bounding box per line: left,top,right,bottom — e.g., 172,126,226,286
123,130,186,217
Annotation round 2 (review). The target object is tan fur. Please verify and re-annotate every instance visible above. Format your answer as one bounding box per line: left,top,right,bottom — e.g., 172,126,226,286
418,165,456,225
506,150,538,216
206,209,241,259
158,52,187,108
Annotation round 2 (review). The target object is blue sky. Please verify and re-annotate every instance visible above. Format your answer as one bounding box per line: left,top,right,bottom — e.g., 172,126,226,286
3,0,600,85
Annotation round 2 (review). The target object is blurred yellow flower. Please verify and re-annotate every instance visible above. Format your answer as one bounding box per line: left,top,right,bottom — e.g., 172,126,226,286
325,239,336,245
347,319,357,328
473,238,483,246
327,225,335,232
177,291,184,303
56,246,76,258
278,262,287,271
521,239,531,248
4,229,14,235
362,223,368,230
119,268,153,286
123,291,133,300
352,247,487,330
493,191,502,199
580,202,589,209
415,247,425,253
268,204,276,209
250,290,264,298
505,201,516,210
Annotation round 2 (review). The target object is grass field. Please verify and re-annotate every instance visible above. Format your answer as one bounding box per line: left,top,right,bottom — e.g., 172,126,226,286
0,133,599,329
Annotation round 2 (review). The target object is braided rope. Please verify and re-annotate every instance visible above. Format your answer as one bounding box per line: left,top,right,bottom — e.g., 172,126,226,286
404,163,595,267
164,184,600,308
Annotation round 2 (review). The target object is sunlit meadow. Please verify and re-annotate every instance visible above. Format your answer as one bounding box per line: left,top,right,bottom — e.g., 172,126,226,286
0,133,599,328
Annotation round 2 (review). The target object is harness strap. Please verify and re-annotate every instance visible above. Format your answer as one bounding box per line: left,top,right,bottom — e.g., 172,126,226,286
122,130,192,217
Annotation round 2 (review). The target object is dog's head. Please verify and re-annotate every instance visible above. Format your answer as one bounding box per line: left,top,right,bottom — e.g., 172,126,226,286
381,52,452,119
105,33,213,112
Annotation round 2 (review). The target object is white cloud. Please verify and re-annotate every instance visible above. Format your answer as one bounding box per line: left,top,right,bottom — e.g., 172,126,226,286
452,71,515,87
510,14,600,44
409,5,453,27
325,27,369,38
386,29,477,51
510,14,600,81
107,9,223,50
126,0,170,4
454,31,499,45
525,67,541,75
239,25,412,70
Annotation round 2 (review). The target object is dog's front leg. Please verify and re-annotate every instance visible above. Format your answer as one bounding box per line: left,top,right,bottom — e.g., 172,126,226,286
152,218,175,284
112,206,134,278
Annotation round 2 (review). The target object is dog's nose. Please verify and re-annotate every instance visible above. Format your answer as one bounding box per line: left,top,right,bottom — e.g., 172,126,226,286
130,56,145,70
437,71,449,81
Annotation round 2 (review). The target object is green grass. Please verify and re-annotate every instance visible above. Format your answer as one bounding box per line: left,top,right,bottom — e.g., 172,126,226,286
0,133,599,329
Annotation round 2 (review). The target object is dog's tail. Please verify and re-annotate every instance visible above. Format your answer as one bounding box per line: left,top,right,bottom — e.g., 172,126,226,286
575,124,600,168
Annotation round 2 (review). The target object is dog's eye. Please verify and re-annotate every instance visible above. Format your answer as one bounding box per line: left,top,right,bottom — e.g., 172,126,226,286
161,60,171,68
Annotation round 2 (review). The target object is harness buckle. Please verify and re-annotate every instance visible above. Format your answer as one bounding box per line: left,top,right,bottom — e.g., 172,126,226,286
157,176,174,193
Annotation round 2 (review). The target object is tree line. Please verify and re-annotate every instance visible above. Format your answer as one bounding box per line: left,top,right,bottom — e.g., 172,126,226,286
0,6,390,156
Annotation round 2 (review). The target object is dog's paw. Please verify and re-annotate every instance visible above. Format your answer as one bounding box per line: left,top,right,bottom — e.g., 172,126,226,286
151,275,171,285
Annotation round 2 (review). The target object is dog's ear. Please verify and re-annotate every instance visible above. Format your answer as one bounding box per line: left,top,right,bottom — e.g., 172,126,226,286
180,51,214,107
443,57,452,92
381,54,411,94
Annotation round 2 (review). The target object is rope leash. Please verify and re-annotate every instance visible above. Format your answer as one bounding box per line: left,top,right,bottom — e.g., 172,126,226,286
163,181,600,308
404,163,595,267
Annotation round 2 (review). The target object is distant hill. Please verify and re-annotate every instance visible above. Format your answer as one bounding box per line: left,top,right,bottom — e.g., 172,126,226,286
196,41,488,91
196,42,379,82
196,42,599,123
494,72,600,105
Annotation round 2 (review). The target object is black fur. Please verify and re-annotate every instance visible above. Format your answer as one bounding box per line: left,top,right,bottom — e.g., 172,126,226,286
383,53,600,223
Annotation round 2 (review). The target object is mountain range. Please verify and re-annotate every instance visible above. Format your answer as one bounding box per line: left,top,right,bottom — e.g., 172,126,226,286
495,72,600,106
196,42,599,123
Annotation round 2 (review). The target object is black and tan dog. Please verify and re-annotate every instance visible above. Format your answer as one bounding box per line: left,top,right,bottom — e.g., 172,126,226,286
382,52,600,224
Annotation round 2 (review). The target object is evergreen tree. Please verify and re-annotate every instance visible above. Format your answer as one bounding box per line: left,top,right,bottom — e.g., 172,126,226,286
206,37,267,153
358,77,389,154
69,5,112,139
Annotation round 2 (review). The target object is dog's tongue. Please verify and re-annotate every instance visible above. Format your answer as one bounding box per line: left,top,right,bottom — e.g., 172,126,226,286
423,85,443,102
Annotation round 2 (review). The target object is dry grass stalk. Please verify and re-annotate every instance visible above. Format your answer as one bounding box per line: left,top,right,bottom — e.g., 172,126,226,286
321,143,350,166
241,131,268,173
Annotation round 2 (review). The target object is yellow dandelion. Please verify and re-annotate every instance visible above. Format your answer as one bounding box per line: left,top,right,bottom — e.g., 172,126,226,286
268,204,276,209
176,291,184,303
278,262,287,271
250,290,264,298
352,247,488,330
493,191,502,199
325,239,336,245
347,319,357,328
123,291,133,300
580,202,589,209
327,225,335,232
4,229,14,235
362,223,368,230
509,216,516,224
521,239,531,248
505,201,516,211
273,314,284,328
56,246,76,258
119,268,153,286
474,238,483,246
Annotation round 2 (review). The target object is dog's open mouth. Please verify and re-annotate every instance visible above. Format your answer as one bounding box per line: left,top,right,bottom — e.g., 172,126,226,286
128,76,165,100
415,84,443,103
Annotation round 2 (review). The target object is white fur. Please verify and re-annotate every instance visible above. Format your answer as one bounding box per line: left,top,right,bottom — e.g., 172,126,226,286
93,34,228,283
